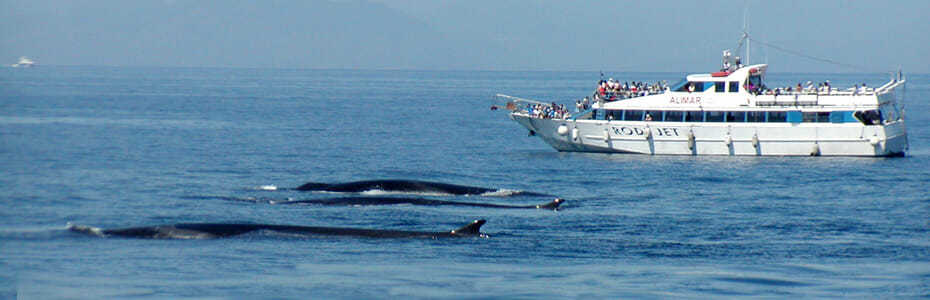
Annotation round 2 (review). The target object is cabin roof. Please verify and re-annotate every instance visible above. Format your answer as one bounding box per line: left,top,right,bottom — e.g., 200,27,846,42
686,64,767,82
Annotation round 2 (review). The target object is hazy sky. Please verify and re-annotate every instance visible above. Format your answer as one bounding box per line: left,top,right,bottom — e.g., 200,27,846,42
2,0,928,73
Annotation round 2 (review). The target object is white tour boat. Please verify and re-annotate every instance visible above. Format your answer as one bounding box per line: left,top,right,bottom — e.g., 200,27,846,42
500,48,908,157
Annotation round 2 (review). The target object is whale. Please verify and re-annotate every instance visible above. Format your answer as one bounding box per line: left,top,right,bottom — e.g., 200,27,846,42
295,179,550,196
271,196,564,210
67,220,486,239
213,195,563,210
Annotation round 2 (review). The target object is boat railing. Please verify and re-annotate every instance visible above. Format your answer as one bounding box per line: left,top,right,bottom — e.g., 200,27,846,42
595,89,668,101
496,94,547,106
757,78,902,98
495,94,573,120
874,78,905,94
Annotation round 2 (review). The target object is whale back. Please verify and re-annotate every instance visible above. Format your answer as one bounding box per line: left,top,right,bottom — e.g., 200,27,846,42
295,179,500,195
295,182,330,191
68,220,488,239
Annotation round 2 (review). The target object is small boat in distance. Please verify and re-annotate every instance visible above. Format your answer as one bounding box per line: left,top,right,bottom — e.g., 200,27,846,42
11,56,36,68
498,36,908,157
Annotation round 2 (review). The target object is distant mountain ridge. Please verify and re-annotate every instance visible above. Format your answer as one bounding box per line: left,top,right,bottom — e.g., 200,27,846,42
0,0,515,69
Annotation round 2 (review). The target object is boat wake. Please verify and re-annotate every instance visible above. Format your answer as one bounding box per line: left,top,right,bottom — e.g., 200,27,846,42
256,185,278,191
479,189,529,197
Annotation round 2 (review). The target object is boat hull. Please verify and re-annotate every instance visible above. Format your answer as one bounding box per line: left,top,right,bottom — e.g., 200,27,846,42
512,114,907,157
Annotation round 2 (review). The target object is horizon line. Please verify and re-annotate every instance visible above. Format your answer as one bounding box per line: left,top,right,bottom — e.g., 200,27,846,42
5,64,919,76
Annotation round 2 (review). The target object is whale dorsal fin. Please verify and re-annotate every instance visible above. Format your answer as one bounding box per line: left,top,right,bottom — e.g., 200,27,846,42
536,198,564,210
450,219,486,236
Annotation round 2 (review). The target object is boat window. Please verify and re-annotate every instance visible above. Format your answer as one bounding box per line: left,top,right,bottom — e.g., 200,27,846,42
676,82,706,92
854,110,883,125
624,110,644,121
786,111,803,123
747,111,765,122
644,111,660,121
802,112,818,122
767,111,787,122
728,81,739,93
685,111,703,122
606,110,623,121
801,112,830,122
705,111,725,122
829,111,853,123
726,111,746,122
714,82,725,93
663,111,684,122
704,82,715,91
745,78,762,94
816,112,830,122
880,103,899,122
748,75,763,91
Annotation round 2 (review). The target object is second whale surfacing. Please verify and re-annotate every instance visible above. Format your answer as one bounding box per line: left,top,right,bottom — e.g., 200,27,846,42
275,196,564,210
68,220,486,239
295,179,550,196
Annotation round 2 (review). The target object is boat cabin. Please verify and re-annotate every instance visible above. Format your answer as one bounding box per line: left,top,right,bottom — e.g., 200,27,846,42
670,64,767,94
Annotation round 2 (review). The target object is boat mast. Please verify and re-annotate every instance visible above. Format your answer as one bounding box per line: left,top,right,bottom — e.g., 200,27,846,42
742,3,749,64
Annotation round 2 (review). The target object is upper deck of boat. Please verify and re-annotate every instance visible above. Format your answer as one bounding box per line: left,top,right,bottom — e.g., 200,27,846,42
598,64,904,110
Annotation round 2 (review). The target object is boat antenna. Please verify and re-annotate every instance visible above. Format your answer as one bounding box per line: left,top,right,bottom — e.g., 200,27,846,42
733,2,750,66
742,2,750,64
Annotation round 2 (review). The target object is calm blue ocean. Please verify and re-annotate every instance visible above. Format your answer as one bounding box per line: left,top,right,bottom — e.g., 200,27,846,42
1,66,928,299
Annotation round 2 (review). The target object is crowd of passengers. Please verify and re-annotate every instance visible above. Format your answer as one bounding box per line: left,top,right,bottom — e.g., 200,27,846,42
526,103,571,119
749,81,873,96
594,78,668,102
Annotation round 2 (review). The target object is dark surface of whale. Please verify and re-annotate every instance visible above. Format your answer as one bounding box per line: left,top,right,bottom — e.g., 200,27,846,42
67,220,486,239
276,196,564,210
295,179,550,196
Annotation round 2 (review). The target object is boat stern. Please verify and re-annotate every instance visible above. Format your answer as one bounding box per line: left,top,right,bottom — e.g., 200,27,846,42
879,120,908,156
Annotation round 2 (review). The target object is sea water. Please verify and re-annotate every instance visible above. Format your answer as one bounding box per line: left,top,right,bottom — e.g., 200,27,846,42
1,66,928,298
